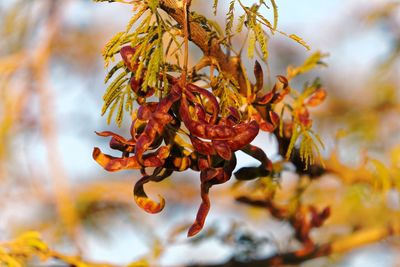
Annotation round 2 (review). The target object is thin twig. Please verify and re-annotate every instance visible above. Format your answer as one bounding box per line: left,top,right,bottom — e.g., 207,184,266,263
180,0,190,86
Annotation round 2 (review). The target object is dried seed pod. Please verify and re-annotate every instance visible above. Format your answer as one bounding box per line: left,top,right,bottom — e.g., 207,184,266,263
254,60,264,93
188,154,237,237
234,144,273,180
120,46,138,72
92,146,169,172
134,169,173,214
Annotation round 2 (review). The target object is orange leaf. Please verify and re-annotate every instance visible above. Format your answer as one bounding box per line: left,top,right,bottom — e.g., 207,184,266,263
306,88,327,107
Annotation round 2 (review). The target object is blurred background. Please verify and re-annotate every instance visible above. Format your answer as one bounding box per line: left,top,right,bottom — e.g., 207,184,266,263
0,0,399,266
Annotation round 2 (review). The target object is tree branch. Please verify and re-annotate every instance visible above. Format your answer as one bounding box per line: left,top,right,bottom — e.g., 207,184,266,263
187,223,400,267
159,0,247,94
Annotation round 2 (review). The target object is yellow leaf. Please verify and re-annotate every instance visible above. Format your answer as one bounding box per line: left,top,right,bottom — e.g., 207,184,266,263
128,259,149,267
288,33,310,50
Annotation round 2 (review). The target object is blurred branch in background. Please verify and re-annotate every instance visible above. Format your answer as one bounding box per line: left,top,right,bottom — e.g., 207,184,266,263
32,0,84,249
1,0,85,254
0,0,109,262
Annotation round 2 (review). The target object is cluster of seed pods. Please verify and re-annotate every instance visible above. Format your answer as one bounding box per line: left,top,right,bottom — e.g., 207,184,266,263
93,46,288,237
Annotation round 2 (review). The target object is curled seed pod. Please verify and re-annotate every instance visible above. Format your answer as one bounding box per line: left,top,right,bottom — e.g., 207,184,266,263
170,156,192,171
134,169,173,214
188,154,237,237
251,111,275,132
190,135,216,156
180,96,234,139
187,83,219,124
257,91,274,105
135,90,181,164
92,146,169,172
227,107,240,123
225,120,259,151
269,110,280,128
180,95,258,141
130,76,155,98
212,140,232,160
254,60,264,93
120,46,138,72
235,144,273,180
95,131,136,152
